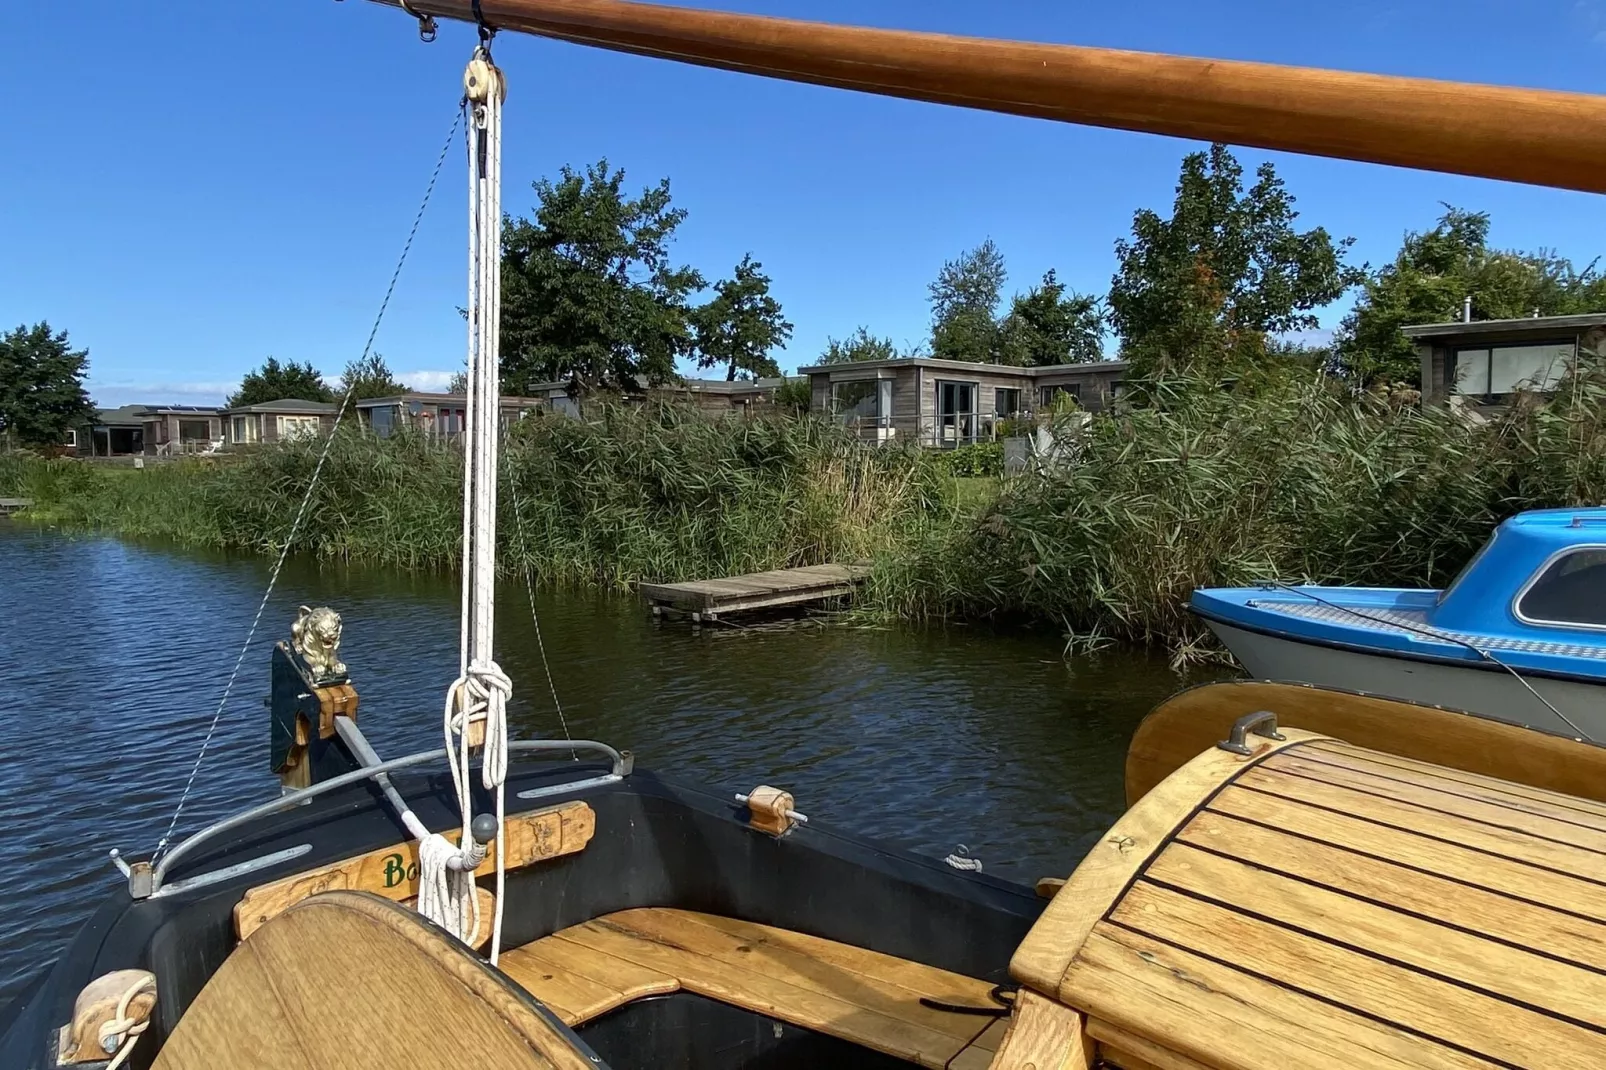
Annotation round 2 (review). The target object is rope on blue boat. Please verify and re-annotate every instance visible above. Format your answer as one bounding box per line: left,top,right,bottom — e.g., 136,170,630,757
1260,582,1588,741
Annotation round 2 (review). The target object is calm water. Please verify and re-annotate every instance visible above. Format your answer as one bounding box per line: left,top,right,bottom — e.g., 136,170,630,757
0,523,1217,1003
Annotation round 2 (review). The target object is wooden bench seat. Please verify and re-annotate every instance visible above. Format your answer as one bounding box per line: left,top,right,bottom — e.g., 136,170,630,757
500,908,1010,1069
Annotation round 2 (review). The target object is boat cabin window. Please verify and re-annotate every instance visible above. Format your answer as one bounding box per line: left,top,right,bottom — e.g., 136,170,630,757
1516,548,1606,629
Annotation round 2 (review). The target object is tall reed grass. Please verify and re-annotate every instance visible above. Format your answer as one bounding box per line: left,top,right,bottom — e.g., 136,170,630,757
870,370,1606,654
4,405,948,586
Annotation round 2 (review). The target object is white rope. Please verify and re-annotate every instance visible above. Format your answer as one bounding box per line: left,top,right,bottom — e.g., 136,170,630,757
416,45,512,962
99,974,156,1070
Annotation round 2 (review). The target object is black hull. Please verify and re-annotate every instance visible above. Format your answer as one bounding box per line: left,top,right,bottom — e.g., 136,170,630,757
0,758,1043,1068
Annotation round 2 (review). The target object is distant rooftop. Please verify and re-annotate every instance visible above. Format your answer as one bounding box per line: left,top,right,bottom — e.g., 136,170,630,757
221,398,341,413
796,356,1129,376
1402,312,1606,339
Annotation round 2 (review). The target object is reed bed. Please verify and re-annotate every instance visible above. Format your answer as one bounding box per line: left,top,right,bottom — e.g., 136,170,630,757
869,370,1606,655
9,375,1604,654
5,405,948,586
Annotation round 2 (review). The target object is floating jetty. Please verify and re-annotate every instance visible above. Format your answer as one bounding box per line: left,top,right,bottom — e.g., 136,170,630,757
0,498,32,516
640,563,872,622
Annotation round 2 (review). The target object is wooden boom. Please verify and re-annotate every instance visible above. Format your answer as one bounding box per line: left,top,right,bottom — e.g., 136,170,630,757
371,0,1606,195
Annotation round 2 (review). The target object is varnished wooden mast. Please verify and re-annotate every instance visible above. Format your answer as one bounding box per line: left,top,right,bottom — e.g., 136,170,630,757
368,0,1606,195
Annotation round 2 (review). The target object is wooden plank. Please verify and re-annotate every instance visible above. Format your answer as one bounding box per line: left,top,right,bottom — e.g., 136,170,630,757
1235,764,1606,883
232,801,594,939
499,939,679,1024
1208,784,1606,924
1060,926,1498,1070
1115,878,1602,1067
1300,740,1606,832
602,909,995,1041
981,989,1089,1070
1267,749,1606,856
638,564,870,612
1086,1020,1219,1070
1008,728,1323,998
1179,808,1606,970
555,915,969,1069
1312,739,1606,820
1145,843,1606,1030
1125,680,1606,808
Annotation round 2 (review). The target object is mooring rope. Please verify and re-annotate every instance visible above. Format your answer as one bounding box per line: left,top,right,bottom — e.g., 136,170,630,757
152,108,462,864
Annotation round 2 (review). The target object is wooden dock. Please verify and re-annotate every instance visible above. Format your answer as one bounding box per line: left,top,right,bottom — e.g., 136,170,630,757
640,563,872,622
0,498,32,516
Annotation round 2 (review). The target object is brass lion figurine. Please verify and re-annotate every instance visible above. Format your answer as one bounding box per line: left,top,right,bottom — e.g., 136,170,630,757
292,605,347,682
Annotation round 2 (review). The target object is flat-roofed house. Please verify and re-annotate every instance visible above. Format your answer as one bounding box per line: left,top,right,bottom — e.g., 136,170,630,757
797,356,1127,446
1408,312,1606,407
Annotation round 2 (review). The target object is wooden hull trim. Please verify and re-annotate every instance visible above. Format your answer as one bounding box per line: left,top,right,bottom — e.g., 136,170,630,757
1126,679,1606,808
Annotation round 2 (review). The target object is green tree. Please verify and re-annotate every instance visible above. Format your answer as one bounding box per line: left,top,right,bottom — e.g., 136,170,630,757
1333,207,1606,386
692,255,793,381
771,376,812,412
929,239,1007,363
500,160,705,395
446,370,467,395
226,357,334,408
817,327,898,365
338,352,410,400
999,270,1106,366
1109,144,1363,378
0,322,96,449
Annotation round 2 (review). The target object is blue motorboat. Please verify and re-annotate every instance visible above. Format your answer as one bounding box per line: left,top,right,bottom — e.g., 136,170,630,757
1192,507,1606,740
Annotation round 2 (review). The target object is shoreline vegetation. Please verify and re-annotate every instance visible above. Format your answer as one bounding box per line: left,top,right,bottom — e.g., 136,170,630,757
6,371,1605,659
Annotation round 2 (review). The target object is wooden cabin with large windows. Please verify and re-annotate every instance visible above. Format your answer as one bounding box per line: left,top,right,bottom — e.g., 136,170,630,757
799,356,1127,447
1408,312,1606,408
223,399,340,446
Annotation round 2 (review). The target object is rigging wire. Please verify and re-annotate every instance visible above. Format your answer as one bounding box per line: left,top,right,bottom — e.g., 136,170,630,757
505,475,578,756
152,107,464,862
1258,581,1589,740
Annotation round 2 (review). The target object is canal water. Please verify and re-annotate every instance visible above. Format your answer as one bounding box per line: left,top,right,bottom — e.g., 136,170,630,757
0,523,1220,1004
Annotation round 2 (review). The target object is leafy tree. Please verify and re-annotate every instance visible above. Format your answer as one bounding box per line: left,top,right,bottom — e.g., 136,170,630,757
1108,144,1363,378
0,322,95,449
817,327,898,365
771,376,812,412
692,255,793,381
226,357,334,408
500,160,705,395
929,239,1007,363
999,270,1106,366
1333,206,1606,386
446,370,468,395
338,352,409,400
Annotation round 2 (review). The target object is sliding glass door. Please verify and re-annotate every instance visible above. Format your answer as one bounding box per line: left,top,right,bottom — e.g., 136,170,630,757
935,381,977,446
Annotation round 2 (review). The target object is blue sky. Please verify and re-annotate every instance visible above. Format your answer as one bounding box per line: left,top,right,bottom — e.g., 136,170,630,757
4,1,1605,406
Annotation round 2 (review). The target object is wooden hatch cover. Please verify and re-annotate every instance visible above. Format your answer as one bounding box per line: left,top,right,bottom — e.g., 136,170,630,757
153,891,602,1070
1011,717,1606,1069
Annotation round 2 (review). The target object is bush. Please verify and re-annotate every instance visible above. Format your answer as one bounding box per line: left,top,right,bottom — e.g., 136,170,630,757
936,441,1004,478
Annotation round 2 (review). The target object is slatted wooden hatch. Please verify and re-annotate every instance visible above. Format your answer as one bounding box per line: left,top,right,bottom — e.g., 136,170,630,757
1011,725,1606,1070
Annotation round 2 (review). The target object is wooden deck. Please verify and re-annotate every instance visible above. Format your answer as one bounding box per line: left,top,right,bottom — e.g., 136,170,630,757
0,498,32,515
639,563,871,621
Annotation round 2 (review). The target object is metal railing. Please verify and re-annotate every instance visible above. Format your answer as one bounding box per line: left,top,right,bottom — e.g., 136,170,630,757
134,739,631,897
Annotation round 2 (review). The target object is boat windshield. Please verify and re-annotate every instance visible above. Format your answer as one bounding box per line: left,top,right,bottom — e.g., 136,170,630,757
1515,547,1606,629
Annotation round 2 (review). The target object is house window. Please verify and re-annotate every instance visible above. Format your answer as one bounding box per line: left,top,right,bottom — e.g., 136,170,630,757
232,415,256,444
63,429,77,447
369,405,396,437
1039,383,1081,408
279,415,321,440
1453,342,1573,396
1515,548,1606,629
831,380,881,423
178,419,211,442
935,381,977,445
994,387,1022,417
